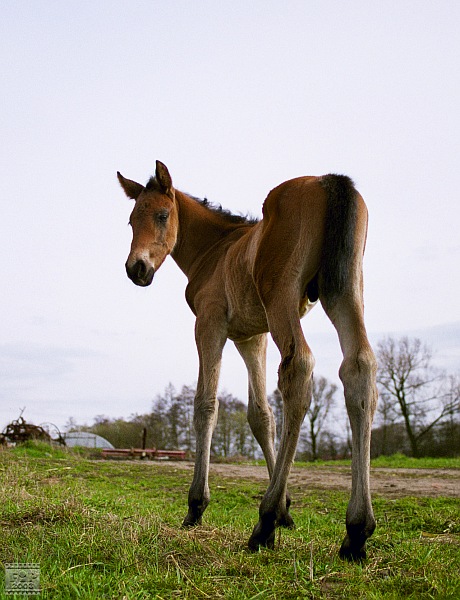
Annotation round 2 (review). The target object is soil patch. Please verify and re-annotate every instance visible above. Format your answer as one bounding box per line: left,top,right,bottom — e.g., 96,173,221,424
154,461,460,498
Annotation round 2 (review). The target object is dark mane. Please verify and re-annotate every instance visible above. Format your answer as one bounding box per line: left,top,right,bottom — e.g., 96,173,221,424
145,176,258,225
188,194,259,226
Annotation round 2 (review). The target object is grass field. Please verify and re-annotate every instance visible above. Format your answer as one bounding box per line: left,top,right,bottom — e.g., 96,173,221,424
1,443,459,599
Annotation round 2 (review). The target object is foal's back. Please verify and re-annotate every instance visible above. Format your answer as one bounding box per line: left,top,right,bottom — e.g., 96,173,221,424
222,176,332,340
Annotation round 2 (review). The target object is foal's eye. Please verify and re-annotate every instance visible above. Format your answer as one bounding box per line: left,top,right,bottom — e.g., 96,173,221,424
155,211,169,224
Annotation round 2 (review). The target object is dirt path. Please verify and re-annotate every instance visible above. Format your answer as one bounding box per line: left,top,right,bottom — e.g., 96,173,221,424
159,461,460,498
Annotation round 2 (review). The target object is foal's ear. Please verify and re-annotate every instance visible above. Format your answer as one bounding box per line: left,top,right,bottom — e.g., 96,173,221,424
117,172,144,200
155,160,173,197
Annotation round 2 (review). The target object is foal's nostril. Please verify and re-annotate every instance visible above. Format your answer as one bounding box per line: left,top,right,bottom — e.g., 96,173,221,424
126,259,154,286
134,260,146,279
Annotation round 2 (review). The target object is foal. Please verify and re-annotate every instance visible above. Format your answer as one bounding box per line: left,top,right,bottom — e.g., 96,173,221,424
118,161,378,561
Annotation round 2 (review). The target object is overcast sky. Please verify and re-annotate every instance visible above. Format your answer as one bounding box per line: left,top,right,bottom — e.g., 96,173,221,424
1,1,459,433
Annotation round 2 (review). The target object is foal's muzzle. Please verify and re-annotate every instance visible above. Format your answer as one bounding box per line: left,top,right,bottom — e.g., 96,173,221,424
125,259,155,287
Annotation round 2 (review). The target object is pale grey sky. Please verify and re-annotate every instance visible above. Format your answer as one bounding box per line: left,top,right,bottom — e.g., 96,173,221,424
1,1,459,431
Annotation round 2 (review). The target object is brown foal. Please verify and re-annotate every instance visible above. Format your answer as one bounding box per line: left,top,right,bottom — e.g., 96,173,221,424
118,161,378,561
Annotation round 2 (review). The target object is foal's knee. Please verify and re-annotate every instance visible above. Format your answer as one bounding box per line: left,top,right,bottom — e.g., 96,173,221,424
193,395,219,431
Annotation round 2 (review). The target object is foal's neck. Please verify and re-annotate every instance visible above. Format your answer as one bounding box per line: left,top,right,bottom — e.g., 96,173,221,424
171,190,247,280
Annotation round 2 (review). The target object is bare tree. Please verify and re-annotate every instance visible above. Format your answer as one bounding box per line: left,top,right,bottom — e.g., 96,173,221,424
149,392,170,449
268,389,283,448
176,384,196,452
376,336,458,457
300,375,337,461
437,375,460,455
211,392,252,458
373,389,400,455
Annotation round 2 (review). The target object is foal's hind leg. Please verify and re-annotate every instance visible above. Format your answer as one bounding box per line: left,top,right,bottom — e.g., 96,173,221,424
182,317,226,527
323,297,378,561
247,299,314,550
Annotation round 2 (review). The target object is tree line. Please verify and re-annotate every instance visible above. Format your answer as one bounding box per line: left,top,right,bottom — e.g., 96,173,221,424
69,336,460,460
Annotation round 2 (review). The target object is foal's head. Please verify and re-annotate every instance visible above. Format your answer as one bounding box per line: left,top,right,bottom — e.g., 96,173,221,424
118,161,179,286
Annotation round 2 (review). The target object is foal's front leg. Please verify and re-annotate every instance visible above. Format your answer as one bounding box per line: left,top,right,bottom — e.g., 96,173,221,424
182,319,226,527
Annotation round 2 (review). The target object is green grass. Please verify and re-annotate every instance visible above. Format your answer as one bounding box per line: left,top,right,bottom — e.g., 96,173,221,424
370,453,460,469
253,454,460,470
0,444,459,599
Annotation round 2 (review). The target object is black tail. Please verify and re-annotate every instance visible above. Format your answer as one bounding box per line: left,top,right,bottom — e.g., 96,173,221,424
318,174,358,307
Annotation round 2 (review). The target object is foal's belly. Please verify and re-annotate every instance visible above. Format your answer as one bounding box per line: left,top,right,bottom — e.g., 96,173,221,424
227,313,269,342
226,284,269,342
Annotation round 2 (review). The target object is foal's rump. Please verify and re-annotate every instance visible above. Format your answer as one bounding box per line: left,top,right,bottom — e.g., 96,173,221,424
251,174,366,310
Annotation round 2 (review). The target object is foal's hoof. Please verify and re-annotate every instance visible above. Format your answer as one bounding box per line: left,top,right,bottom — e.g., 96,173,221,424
248,521,276,551
278,512,296,530
339,517,375,561
339,535,367,562
181,513,202,528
